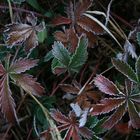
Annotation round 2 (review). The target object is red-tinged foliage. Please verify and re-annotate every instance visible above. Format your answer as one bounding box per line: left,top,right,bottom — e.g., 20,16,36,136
4,14,44,53
12,74,45,96
10,58,38,74
53,0,104,50
51,16,72,26
92,75,140,129
60,83,101,109
50,109,93,140
0,75,17,123
0,58,44,122
94,75,119,95
115,122,132,134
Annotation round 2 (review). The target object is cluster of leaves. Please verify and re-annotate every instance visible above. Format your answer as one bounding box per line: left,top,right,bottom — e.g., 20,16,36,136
0,0,140,140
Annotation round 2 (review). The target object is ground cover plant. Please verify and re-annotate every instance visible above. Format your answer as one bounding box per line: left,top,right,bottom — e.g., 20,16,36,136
0,0,140,139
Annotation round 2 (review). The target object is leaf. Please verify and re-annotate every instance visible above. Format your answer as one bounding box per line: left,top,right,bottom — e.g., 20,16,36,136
44,50,54,62
137,32,140,46
52,41,70,66
37,22,47,43
102,103,126,129
51,58,66,75
91,98,125,115
11,0,25,4
0,75,17,122
9,58,38,74
4,18,44,53
0,64,5,76
51,16,71,26
11,74,44,96
124,40,137,59
51,109,70,124
94,75,120,95
112,58,138,83
135,56,140,81
128,100,140,129
69,35,88,72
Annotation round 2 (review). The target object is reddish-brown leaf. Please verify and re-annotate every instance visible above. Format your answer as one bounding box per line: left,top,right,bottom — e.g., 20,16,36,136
77,16,104,34
115,122,132,134
75,0,92,18
13,74,44,96
0,75,17,123
91,98,125,115
94,75,120,95
51,16,72,26
10,59,38,74
79,127,93,139
51,109,70,124
102,103,126,129
0,64,5,76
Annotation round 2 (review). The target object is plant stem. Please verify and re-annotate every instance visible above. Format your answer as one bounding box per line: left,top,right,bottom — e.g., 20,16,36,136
7,0,14,23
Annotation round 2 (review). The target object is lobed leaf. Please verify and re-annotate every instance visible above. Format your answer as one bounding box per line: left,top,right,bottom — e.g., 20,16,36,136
94,75,120,95
102,103,126,129
0,64,5,76
69,35,88,73
91,98,125,115
0,75,17,122
11,74,44,96
52,41,70,66
128,100,140,129
112,58,138,83
51,109,70,124
10,58,38,74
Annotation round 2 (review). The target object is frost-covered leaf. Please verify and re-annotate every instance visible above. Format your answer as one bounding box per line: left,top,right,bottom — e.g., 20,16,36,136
128,100,140,129
44,50,54,62
112,58,138,83
70,103,82,117
4,16,44,53
0,75,17,122
51,58,66,75
10,58,38,74
0,64,5,76
94,75,120,95
69,35,88,72
52,41,70,66
11,74,44,96
102,103,126,129
124,40,137,59
91,98,125,115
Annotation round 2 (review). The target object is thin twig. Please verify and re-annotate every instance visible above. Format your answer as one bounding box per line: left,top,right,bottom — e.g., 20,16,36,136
0,5,49,19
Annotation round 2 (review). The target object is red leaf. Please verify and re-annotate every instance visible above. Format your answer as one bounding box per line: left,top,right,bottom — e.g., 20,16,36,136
102,103,126,129
51,16,71,26
51,109,70,124
10,58,38,74
94,75,120,95
115,122,132,134
0,75,17,123
13,74,44,96
91,98,125,115
77,16,104,34
79,127,93,139
0,64,5,76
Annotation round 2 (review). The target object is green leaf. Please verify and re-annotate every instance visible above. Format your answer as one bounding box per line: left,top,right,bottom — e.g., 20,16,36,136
135,56,140,82
26,0,44,12
37,22,47,43
44,50,54,62
69,35,88,73
51,58,66,74
137,32,140,46
112,58,138,83
52,41,70,66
